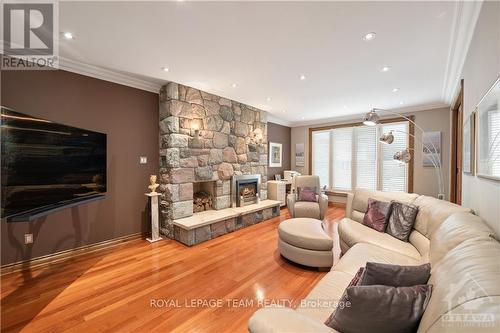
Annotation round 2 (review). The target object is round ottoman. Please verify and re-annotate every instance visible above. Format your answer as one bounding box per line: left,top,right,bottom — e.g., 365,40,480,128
278,218,333,269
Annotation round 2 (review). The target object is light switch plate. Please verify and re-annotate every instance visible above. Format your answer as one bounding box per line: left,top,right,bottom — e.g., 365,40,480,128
24,234,33,244
140,156,147,164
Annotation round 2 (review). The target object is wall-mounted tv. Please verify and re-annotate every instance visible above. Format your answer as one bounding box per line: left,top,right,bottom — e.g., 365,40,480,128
1,107,107,220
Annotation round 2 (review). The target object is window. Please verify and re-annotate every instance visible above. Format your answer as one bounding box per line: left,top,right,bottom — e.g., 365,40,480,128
332,128,353,190
488,109,500,177
311,130,330,188
380,123,409,192
311,121,411,192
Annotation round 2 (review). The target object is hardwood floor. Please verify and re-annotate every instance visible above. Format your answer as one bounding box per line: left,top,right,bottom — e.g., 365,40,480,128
1,205,345,333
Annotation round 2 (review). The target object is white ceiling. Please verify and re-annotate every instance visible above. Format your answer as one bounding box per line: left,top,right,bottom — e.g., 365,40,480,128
59,1,468,127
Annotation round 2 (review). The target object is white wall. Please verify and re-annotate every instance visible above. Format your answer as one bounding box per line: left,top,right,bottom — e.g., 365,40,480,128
461,1,500,236
291,107,451,198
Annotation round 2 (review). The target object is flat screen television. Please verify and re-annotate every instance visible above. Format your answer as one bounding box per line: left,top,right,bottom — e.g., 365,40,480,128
1,107,107,219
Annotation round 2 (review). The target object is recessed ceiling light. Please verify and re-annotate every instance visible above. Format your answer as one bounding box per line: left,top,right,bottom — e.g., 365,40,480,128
363,32,376,41
399,101,405,105
63,32,74,40
300,75,306,81
282,110,286,113
231,83,237,88
266,97,271,102
161,67,169,72
392,88,399,92
381,66,391,72
343,105,348,109
301,116,305,120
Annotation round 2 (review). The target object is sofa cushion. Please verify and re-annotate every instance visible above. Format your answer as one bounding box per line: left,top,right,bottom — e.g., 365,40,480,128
412,195,472,238
294,201,321,219
278,218,333,251
417,238,500,333
430,212,495,267
249,307,337,333
338,218,422,260
297,270,354,322
362,198,392,232
333,243,421,277
360,262,431,287
327,284,432,333
386,201,419,242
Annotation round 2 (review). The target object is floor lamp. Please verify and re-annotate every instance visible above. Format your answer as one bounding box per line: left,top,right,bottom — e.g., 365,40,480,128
362,108,445,200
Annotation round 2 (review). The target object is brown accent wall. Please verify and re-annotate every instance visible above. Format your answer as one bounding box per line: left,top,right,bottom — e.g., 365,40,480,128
267,122,291,180
1,69,159,265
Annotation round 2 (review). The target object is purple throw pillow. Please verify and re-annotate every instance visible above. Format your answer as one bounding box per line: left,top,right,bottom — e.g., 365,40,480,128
348,267,365,287
362,198,392,232
297,186,317,202
324,267,365,325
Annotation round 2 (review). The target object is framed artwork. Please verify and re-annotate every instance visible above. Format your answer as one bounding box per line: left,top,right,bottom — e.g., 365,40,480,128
422,131,441,167
463,112,475,175
269,142,282,167
476,77,500,181
295,143,305,167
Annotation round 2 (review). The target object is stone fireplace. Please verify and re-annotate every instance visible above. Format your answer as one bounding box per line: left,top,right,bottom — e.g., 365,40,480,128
158,82,269,239
231,174,261,207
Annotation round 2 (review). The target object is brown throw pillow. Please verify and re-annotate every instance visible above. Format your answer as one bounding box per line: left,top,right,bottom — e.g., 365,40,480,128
386,201,419,241
363,198,392,232
325,284,432,333
360,262,431,287
297,186,317,202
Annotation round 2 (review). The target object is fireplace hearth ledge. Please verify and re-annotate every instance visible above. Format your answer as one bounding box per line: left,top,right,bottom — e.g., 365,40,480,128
172,200,281,246
173,200,280,230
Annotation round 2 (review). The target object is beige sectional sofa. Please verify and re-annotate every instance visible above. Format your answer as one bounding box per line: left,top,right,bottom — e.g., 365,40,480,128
249,189,500,332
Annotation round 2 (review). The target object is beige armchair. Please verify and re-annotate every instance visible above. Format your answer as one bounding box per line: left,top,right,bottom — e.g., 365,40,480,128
287,175,328,220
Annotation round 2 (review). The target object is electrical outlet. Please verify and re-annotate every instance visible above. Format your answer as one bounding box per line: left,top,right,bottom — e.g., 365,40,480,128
139,156,147,164
24,234,33,244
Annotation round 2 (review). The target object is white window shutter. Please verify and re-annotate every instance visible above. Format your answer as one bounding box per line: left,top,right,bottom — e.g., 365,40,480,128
311,131,330,188
355,126,377,190
332,127,353,190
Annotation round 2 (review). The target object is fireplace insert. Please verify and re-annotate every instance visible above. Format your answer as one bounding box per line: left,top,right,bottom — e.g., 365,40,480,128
231,174,261,207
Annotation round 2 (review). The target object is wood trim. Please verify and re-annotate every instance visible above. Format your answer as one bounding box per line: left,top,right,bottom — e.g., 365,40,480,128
309,116,415,193
1,232,147,275
450,80,464,203
408,117,415,193
324,191,348,197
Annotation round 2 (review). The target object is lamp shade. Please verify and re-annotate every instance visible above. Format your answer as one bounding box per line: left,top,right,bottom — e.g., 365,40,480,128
379,131,395,144
362,109,380,126
394,148,412,164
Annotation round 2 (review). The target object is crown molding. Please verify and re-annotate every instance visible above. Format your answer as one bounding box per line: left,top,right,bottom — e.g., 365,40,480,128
441,0,483,104
267,113,293,127
289,103,450,128
58,57,164,93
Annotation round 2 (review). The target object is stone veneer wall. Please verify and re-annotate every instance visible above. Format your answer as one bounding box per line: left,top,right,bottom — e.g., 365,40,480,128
159,82,268,238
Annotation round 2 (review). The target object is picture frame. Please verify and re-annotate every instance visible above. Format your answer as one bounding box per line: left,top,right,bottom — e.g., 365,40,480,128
463,112,475,175
269,142,283,167
422,131,441,167
295,143,305,167
476,77,500,181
